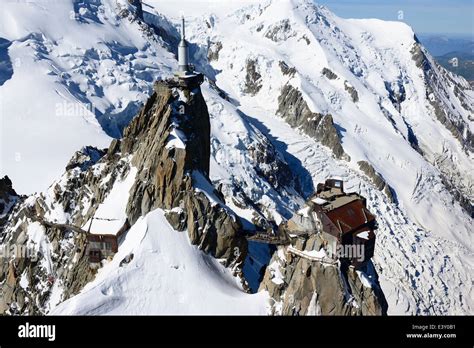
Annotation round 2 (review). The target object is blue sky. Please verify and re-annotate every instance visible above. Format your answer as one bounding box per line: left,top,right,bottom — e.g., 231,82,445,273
316,0,474,36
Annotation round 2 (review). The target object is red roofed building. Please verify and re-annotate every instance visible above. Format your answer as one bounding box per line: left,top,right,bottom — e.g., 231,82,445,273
311,179,377,266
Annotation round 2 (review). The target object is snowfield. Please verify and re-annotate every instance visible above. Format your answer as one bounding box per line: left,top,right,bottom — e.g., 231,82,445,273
1,0,473,315
0,0,176,194
52,209,269,315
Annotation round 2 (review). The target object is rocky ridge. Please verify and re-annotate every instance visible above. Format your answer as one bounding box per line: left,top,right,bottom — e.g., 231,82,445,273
259,234,388,315
277,83,348,161
0,79,249,314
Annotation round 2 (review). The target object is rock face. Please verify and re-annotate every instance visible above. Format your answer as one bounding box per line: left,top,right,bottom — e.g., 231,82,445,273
259,234,388,316
248,136,294,191
344,81,359,103
277,84,348,160
265,19,296,42
0,79,248,314
207,41,223,62
123,80,247,266
117,0,144,21
322,67,337,80
0,176,20,226
278,61,296,77
65,146,107,172
243,58,263,95
357,161,395,203
0,146,130,314
127,0,143,19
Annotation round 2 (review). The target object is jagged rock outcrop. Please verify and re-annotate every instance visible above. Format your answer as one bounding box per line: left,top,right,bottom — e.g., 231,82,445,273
344,81,359,103
65,146,107,172
265,19,296,42
357,161,395,203
0,147,130,314
385,80,406,113
322,67,337,80
0,176,20,226
207,41,223,62
321,69,359,103
248,136,294,191
279,61,296,77
0,79,248,314
259,234,388,315
127,0,143,19
117,0,143,21
243,58,263,95
277,84,349,160
123,80,247,266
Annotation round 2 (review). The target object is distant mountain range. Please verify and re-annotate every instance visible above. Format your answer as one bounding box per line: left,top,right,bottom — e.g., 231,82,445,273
418,34,474,82
418,34,473,56
435,51,474,82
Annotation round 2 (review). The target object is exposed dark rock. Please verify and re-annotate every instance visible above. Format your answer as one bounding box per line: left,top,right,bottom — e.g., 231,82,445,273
259,234,388,315
264,19,296,42
65,146,106,172
118,0,143,21
357,161,395,203
127,0,143,19
453,85,474,114
118,0,170,43
439,173,473,218
207,78,229,101
107,138,121,157
119,253,134,267
300,35,311,45
248,136,294,190
0,176,18,200
120,80,246,267
123,81,210,215
277,84,348,160
344,81,359,103
322,67,338,80
0,145,138,314
0,176,21,227
164,208,187,231
0,207,95,314
243,58,263,95
207,41,223,62
403,119,423,154
384,80,406,112
278,61,296,77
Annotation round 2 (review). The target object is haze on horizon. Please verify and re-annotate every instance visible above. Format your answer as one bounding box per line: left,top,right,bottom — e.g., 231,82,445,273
316,0,474,37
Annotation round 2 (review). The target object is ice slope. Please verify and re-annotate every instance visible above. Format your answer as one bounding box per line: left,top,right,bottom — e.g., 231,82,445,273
202,83,303,223
0,0,176,194
83,166,138,235
52,209,269,315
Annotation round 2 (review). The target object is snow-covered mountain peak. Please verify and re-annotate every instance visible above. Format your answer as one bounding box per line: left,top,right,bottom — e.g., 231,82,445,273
0,0,472,316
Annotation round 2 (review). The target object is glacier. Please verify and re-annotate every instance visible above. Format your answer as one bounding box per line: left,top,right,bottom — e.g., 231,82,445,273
0,0,472,315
